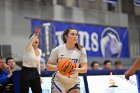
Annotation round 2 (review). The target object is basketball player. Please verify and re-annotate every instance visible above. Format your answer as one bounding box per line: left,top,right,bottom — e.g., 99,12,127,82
46,27,87,93
125,56,140,80
20,27,42,93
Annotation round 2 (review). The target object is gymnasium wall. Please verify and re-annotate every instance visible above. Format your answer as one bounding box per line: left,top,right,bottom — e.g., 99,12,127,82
0,0,140,69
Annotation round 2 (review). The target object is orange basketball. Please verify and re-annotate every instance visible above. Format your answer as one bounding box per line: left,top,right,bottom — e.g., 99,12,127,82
57,58,76,76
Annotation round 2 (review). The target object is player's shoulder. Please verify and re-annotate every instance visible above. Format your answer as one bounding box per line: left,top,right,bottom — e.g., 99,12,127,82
80,47,87,55
52,44,65,51
57,44,65,48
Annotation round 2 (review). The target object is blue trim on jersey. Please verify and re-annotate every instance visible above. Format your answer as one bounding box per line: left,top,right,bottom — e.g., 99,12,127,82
52,72,57,80
53,81,63,92
51,72,62,92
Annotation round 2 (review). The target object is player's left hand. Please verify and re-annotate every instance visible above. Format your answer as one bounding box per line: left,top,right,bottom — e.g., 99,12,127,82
70,67,78,74
125,68,136,80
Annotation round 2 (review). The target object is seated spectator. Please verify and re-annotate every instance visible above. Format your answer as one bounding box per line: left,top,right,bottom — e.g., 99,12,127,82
0,56,14,92
91,61,101,70
6,57,21,72
3,61,11,71
114,60,123,69
40,57,46,71
103,60,112,70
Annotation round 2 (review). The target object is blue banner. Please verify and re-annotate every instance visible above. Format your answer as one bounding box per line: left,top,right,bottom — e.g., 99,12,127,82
134,0,140,6
102,0,118,4
31,19,129,58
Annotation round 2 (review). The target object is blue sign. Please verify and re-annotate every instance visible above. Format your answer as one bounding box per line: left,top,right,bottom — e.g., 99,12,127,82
31,19,129,58
134,0,140,6
102,0,118,4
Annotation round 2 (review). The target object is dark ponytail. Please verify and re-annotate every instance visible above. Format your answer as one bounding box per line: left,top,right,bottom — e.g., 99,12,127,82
75,43,83,50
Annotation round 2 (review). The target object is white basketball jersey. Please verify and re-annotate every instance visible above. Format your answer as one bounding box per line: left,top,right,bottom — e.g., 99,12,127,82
49,44,87,77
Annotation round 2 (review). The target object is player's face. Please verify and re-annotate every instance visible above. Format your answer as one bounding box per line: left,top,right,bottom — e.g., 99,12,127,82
33,36,39,47
66,29,78,44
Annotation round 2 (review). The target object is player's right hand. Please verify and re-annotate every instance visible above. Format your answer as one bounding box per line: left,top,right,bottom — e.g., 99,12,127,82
34,27,40,36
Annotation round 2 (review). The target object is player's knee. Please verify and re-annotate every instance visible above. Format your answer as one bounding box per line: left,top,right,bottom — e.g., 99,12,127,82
68,88,80,93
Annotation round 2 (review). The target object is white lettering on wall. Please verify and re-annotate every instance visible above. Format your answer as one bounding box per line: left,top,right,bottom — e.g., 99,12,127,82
43,23,51,55
79,31,90,51
55,31,63,45
91,32,98,52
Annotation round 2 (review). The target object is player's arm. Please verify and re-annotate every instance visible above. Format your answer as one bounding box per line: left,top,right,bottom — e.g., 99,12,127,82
77,62,87,73
46,48,58,71
26,27,40,50
130,56,140,70
125,56,140,79
46,60,58,71
76,48,87,73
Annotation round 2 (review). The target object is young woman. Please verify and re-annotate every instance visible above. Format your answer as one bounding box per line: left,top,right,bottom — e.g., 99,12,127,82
20,27,42,93
46,27,87,93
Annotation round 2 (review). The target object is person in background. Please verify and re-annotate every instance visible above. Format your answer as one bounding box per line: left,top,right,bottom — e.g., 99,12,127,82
91,61,102,70
114,60,123,70
6,57,21,71
40,57,46,71
3,61,11,71
0,56,13,92
103,60,112,70
20,27,42,93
